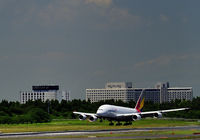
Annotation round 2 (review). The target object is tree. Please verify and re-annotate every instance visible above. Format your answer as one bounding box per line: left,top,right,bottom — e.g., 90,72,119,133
27,108,51,123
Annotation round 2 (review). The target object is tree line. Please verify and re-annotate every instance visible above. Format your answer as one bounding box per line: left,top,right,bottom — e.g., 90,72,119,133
0,97,199,124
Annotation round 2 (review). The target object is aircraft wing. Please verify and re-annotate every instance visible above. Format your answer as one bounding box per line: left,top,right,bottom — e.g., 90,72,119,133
116,108,189,117
73,111,97,116
140,108,189,115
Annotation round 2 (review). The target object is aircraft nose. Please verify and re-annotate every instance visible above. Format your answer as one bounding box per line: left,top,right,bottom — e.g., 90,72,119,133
96,109,104,116
96,110,102,115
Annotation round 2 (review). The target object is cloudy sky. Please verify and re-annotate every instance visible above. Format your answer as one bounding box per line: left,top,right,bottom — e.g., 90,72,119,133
0,0,200,101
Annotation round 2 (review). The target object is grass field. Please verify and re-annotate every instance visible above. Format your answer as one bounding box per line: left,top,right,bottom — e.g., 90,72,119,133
0,118,199,133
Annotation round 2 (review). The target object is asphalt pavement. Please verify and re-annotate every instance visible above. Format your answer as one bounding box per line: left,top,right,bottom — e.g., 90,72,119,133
0,125,200,139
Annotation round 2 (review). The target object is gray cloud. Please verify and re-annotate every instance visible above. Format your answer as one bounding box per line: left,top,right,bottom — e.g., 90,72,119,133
10,0,142,31
134,54,198,69
160,14,169,22
85,0,112,7
0,0,200,101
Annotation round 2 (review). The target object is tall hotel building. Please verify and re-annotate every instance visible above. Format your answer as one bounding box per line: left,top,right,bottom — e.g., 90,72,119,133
20,85,70,104
86,82,193,103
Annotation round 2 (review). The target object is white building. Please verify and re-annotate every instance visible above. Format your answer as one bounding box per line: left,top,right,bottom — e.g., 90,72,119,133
20,91,56,104
86,82,161,103
167,87,193,102
20,85,70,104
86,88,127,103
86,82,193,103
86,82,131,103
56,91,70,102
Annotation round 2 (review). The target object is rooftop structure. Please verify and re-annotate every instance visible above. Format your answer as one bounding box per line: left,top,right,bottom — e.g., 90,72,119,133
32,85,59,91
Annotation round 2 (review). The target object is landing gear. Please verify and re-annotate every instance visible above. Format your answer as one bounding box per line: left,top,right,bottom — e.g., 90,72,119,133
107,120,132,126
124,121,132,125
109,121,114,126
100,119,103,122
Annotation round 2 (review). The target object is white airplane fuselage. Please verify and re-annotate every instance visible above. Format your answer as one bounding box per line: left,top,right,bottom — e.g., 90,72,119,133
96,104,137,120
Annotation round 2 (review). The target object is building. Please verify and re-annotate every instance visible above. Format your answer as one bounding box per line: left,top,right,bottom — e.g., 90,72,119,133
86,82,193,103
86,82,161,103
167,87,193,102
56,91,70,102
20,85,70,104
155,82,193,102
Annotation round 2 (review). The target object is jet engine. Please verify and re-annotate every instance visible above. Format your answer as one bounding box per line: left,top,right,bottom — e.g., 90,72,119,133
132,114,141,121
89,115,98,122
154,112,162,118
79,114,87,120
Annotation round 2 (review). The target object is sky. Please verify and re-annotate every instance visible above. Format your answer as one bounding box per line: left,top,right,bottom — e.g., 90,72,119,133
0,0,200,101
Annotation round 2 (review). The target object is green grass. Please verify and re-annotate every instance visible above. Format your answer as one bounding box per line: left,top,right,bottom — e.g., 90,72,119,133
0,118,199,133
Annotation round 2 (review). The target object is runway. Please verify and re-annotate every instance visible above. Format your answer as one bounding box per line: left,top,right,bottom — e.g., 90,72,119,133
0,125,199,139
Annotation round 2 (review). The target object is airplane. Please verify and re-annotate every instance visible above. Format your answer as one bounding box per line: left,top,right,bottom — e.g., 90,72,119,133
73,89,189,125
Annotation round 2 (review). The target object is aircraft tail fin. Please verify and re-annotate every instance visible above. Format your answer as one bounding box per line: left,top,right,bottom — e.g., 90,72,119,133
135,89,145,112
